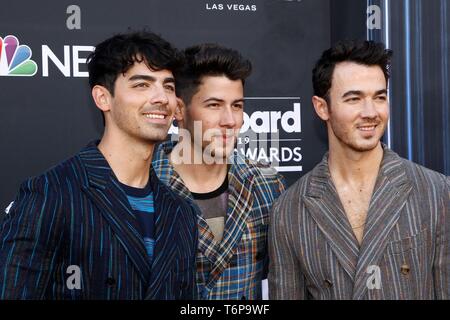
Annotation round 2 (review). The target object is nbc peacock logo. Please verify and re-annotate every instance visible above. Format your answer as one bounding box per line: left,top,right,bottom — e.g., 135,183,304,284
0,35,38,76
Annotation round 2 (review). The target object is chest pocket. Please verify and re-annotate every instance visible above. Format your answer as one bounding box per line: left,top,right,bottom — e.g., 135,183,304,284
383,228,431,299
387,228,429,255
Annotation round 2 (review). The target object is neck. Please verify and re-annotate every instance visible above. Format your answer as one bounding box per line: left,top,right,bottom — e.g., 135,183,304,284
98,128,155,188
328,140,384,184
169,140,229,193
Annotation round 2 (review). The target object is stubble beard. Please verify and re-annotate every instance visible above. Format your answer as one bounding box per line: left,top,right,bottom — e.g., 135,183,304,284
330,120,386,153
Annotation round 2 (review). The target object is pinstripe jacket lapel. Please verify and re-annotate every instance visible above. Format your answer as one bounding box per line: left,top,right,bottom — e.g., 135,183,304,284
145,169,180,298
79,145,152,286
352,148,412,299
303,154,359,281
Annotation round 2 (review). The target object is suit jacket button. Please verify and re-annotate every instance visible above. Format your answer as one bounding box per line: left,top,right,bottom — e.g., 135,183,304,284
106,277,116,286
324,279,333,288
401,264,410,275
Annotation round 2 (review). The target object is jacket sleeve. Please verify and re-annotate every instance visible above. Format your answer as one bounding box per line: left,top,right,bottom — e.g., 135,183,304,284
0,176,64,299
268,195,306,300
433,176,449,299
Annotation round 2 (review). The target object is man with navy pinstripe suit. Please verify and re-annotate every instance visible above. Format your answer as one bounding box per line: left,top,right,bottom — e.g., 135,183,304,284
0,31,198,299
269,40,449,299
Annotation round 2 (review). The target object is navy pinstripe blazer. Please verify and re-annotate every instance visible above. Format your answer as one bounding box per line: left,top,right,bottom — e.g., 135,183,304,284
269,146,449,299
0,142,198,299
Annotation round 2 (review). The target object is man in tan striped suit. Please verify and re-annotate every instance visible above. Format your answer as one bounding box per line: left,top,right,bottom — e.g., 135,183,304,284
268,40,449,299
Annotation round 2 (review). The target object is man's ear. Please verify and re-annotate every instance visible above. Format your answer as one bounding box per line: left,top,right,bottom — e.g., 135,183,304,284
312,95,330,121
174,97,185,122
92,85,112,112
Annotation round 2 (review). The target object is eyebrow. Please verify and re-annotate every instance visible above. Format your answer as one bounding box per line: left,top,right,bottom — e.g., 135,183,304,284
342,89,387,98
128,75,175,83
374,89,388,95
202,97,245,104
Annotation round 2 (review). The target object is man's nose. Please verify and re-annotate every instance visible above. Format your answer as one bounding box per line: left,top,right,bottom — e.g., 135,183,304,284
149,84,169,105
361,99,378,118
220,106,237,127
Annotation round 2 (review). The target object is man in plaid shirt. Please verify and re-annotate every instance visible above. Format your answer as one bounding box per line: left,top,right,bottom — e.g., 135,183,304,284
152,43,287,299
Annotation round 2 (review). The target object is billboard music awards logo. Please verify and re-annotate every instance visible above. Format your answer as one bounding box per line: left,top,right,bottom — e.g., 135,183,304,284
0,35,37,76
238,97,303,173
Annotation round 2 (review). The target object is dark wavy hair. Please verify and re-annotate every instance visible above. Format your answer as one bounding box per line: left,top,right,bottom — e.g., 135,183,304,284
312,40,392,102
87,30,182,95
174,43,252,105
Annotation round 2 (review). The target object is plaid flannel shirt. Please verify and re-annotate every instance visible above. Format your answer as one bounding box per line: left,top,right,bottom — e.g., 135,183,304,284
152,140,287,300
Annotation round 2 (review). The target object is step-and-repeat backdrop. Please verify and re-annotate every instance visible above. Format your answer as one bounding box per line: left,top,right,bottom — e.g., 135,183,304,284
0,0,331,209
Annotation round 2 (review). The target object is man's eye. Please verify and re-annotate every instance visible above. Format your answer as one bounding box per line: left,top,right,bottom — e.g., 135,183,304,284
376,95,387,101
233,104,244,109
133,83,149,88
345,97,360,102
208,103,220,108
165,85,175,92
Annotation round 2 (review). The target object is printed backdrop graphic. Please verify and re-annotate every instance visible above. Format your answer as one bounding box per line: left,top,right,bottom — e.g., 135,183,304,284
0,0,331,209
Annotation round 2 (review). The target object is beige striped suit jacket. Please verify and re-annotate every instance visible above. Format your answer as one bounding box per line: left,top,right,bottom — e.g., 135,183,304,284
269,147,449,299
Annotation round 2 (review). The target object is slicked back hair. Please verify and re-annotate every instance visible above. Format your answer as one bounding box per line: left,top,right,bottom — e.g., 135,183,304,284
174,43,252,105
312,40,392,102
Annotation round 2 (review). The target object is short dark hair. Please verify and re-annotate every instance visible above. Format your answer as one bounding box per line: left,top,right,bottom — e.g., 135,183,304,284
87,30,182,95
174,43,252,105
312,40,392,101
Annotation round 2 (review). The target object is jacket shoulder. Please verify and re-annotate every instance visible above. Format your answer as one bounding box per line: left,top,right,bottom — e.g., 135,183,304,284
243,158,285,183
25,153,86,191
272,168,314,208
401,158,448,191
240,158,288,201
